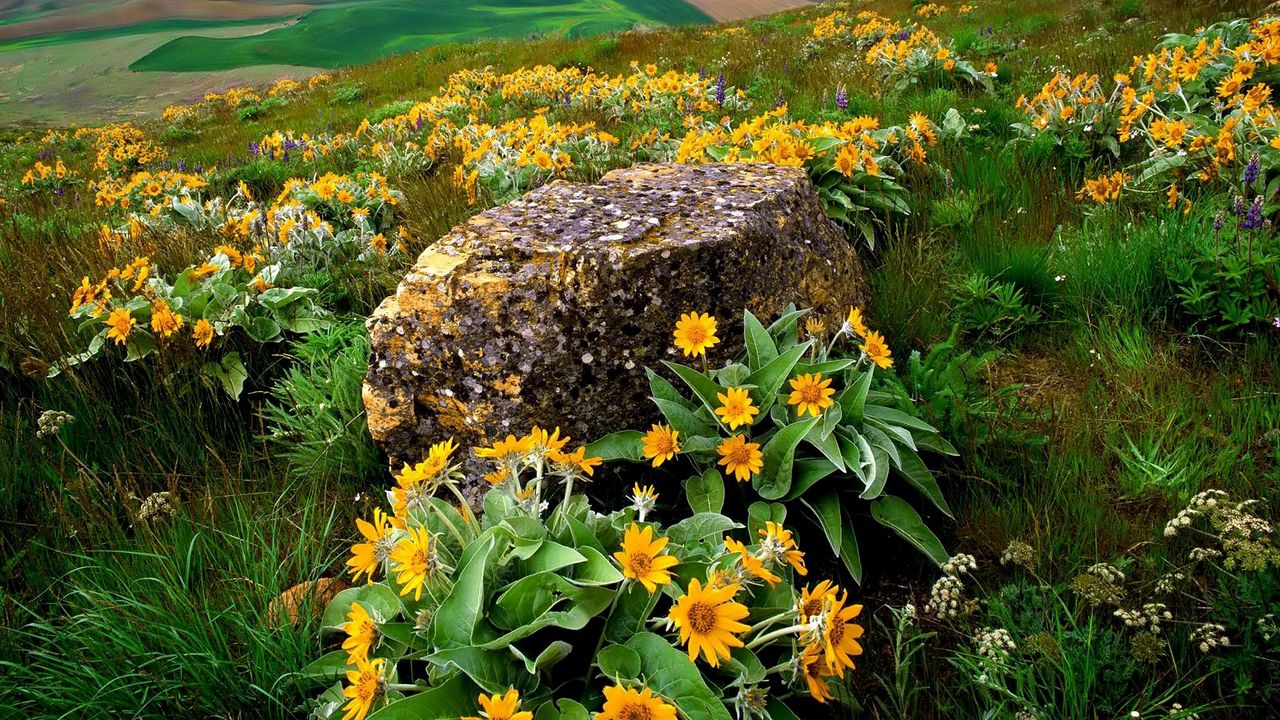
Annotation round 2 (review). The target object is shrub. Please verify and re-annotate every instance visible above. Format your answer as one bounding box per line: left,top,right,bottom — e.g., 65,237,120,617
951,272,1043,343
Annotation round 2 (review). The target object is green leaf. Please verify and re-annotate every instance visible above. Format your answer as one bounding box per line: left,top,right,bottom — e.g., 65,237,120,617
245,315,281,343
747,501,786,538
571,546,625,586
870,495,948,566
625,633,733,720
765,698,802,720
894,445,953,518
839,513,863,584
742,309,779,370
299,649,350,683
838,366,874,422
426,646,533,695
366,674,481,720
754,417,819,500
483,573,613,648
802,492,843,555
686,469,725,514
586,430,645,462
432,530,499,649
203,351,248,400
533,641,574,673
664,361,727,419
862,404,940,433
725,647,767,684
522,541,586,575
605,583,660,644
597,644,642,680
860,445,890,500
647,367,692,407
322,583,402,629
744,341,812,414
666,512,740,549
652,398,716,438
782,457,838,501
803,419,846,472
535,699,590,720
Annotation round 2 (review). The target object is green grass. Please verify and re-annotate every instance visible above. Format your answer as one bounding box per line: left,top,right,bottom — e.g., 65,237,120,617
130,0,711,72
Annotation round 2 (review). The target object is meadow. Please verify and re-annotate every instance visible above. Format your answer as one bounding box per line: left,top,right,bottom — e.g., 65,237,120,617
1,0,1279,718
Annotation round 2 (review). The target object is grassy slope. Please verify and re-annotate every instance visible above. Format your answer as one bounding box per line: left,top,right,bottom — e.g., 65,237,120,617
129,0,712,71
1,0,1276,716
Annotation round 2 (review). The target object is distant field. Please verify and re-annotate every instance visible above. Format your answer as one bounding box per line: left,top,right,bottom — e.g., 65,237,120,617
130,0,712,71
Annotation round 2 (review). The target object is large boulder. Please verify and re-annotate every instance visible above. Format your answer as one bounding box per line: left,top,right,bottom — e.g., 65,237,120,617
364,162,865,476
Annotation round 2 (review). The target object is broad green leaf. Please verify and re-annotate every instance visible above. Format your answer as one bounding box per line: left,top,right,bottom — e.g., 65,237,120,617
203,351,248,400
652,398,716,438
861,424,901,469
571,546,625,586
426,646,533,695
766,698,802,720
802,492,843,555
666,512,740,549
482,573,613,648
686,469,725,514
782,457,838,500
860,445,890,500
744,341,812,414
838,366,874,422
664,361,727,419
625,633,733,720
870,495,948,566
894,444,953,518
520,541,584,575
647,367,692,407
322,583,402,629
754,417,819,499
863,404,940,433
716,363,751,387
597,644,642,679
533,641,573,673
586,430,644,462
366,674,481,720
839,513,863,584
432,530,499,649
803,418,846,472
742,309,779,370
725,647,767,684
299,649,350,683
605,583,661,644
747,501,786,538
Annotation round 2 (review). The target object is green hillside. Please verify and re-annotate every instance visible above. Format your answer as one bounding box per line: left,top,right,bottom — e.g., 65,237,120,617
130,0,711,71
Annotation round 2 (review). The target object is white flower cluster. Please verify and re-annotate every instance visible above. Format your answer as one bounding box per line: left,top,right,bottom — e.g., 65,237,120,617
1167,703,1199,719
1190,623,1230,653
1164,489,1229,537
943,553,979,576
1113,603,1172,633
1154,571,1185,595
1000,540,1036,569
974,627,1017,661
1087,562,1126,584
136,491,176,524
1257,613,1278,642
36,409,74,439
926,574,971,619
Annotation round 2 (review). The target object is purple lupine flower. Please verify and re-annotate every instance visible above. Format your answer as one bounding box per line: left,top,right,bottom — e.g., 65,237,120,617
715,71,726,105
1214,210,1226,232
897,29,911,41
1242,195,1264,230
193,165,203,174
1234,196,1247,216
698,64,706,79
1245,154,1261,186
177,160,187,172
775,92,786,108
248,141,260,156
835,86,849,111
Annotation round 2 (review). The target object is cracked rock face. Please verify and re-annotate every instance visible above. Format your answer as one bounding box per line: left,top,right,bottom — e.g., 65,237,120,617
364,163,866,480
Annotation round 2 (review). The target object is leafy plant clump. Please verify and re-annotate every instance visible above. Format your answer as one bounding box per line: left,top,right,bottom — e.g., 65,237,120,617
592,307,957,582
305,427,869,720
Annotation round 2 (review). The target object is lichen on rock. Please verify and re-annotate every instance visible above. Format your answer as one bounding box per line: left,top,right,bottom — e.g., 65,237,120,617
364,162,866,482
